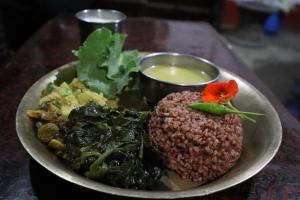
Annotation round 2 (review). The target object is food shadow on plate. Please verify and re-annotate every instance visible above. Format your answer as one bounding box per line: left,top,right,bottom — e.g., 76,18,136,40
29,158,253,200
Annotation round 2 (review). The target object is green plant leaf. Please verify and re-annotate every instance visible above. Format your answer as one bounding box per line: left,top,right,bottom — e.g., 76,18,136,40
74,28,139,99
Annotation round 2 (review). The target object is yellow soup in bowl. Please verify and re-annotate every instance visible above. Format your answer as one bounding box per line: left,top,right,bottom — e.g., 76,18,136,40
143,65,212,84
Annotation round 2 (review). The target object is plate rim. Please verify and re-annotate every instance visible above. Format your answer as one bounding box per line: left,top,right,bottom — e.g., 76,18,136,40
16,61,282,199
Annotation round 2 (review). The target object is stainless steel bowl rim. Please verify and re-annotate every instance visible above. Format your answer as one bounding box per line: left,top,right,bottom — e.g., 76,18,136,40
75,9,127,24
138,52,220,86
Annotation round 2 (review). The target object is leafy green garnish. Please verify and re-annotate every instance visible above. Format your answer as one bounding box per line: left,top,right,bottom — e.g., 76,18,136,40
73,28,139,99
61,103,162,189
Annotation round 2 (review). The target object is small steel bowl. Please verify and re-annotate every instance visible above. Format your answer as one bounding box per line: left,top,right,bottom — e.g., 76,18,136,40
75,9,126,41
139,52,220,104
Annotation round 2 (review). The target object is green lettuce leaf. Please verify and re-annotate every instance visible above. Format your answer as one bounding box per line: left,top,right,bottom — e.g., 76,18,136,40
73,28,139,99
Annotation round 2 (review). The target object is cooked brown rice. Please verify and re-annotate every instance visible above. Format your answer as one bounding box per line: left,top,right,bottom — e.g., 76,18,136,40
148,91,243,184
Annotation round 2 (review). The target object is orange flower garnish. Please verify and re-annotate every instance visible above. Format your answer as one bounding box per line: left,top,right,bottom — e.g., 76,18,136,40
201,80,238,103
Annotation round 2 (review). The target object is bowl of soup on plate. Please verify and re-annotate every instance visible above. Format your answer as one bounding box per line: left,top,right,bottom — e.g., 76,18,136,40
139,52,220,104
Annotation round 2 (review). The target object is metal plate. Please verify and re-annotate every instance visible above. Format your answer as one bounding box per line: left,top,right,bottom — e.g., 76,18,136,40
16,62,282,199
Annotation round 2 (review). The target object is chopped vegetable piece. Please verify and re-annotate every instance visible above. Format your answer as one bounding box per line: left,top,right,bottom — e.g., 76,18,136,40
27,110,42,119
37,123,60,143
48,139,65,151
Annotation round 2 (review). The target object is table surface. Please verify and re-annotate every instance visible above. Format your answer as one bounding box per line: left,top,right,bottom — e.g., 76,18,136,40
1,14,299,200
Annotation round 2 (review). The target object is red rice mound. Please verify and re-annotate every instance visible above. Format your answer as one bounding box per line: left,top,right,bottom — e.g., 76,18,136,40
148,91,243,184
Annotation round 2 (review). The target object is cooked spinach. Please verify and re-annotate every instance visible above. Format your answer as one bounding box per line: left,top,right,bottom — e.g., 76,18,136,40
60,103,162,189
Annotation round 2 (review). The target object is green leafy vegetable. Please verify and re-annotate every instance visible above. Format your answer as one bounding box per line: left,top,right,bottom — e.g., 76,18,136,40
60,103,162,189
73,28,139,99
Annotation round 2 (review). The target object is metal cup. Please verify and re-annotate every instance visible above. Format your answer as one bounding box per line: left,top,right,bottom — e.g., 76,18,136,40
75,9,127,41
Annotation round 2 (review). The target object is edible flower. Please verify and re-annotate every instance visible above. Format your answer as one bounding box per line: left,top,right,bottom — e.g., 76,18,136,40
201,80,238,103
190,79,263,123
